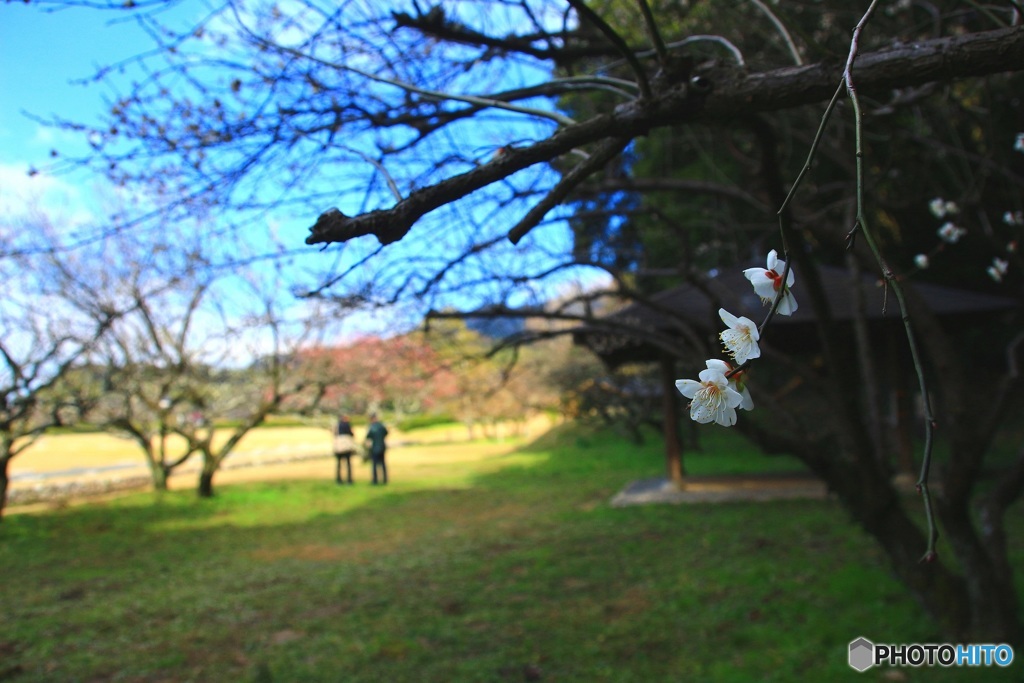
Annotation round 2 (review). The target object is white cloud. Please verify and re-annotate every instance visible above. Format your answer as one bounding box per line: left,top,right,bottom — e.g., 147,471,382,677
0,163,94,226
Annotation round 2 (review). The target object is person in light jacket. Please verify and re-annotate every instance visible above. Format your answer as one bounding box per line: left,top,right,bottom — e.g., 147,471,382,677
333,414,356,484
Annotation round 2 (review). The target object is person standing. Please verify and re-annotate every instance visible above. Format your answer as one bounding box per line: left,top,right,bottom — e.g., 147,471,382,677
333,414,356,484
364,412,389,485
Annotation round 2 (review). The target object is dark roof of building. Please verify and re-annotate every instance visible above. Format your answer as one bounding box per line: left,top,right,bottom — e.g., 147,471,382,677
573,262,1019,367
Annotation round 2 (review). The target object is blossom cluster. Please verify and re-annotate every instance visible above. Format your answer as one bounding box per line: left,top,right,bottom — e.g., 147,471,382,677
915,197,1019,283
675,250,797,427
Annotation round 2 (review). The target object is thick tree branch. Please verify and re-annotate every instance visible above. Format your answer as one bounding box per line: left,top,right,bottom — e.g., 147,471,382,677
508,136,631,244
306,27,1023,247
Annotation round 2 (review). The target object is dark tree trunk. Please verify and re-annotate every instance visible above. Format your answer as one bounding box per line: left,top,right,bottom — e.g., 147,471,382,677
659,354,685,484
937,495,1022,644
145,458,169,491
156,467,170,491
198,468,215,498
0,458,9,522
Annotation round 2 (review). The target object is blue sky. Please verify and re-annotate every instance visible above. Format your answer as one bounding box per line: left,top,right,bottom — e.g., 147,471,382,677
0,2,606,331
0,4,190,223
0,5,162,169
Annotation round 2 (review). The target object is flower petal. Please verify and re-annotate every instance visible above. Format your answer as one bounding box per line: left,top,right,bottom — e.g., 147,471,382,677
675,379,701,398
751,280,777,301
705,359,731,374
690,400,716,424
719,308,739,328
743,267,769,284
698,368,728,385
714,405,738,427
737,386,754,411
723,386,743,409
775,292,798,316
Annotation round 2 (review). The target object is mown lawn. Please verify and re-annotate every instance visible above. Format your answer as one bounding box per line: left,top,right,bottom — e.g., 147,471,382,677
1,423,1020,682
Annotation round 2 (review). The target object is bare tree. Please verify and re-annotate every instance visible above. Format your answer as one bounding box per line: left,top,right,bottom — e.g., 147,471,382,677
85,247,216,491
0,234,116,519
51,218,337,497
177,270,334,497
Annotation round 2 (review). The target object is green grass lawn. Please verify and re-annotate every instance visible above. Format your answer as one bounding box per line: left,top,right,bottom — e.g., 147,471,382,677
1,423,1020,682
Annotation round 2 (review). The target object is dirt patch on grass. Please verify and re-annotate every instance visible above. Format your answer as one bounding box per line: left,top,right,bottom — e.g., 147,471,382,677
611,473,828,506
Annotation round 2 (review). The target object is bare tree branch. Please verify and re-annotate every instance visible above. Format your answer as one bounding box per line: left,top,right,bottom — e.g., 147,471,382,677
508,136,630,244
306,27,1024,248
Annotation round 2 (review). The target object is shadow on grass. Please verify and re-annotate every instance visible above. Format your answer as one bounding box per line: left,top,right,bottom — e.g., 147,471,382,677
2,423,1019,682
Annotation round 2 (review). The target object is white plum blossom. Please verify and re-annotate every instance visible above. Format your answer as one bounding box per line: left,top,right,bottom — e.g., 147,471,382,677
676,365,743,427
937,222,967,244
706,359,753,411
1015,133,1024,154
743,249,798,315
988,258,1009,282
929,198,959,219
914,254,930,270
1003,211,1023,226
718,308,761,364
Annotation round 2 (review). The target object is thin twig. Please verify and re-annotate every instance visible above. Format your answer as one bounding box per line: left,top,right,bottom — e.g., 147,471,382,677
508,137,631,244
245,34,578,126
782,82,846,217
336,146,402,202
749,0,803,65
755,81,845,340
566,0,652,98
608,35,746,69
844,0,939,561
636,0,669,65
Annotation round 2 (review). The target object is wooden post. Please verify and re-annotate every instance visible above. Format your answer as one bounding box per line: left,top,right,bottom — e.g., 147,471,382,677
660,354,685,486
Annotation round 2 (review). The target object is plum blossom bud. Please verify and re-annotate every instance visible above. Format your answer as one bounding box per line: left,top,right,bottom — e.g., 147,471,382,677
929,198,959,219
987,257,1009,282
937,222,966,244
913,254,929,269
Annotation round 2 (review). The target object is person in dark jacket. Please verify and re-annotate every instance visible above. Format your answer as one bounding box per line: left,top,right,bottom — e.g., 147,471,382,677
333,414,356,484
364,413,389,485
